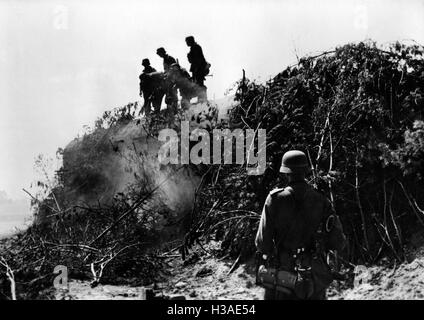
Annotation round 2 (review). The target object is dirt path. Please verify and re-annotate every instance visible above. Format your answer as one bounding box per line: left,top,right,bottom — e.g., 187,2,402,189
56,244,424,300
159,253,262,300
58,242,263,300
60,260,262,300
58,257,262,300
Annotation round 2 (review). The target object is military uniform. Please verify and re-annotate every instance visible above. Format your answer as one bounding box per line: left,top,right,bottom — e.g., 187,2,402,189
255,180,346,300
161,54,177,73
157,53,178,112
187,42,207,87
139,64,161,115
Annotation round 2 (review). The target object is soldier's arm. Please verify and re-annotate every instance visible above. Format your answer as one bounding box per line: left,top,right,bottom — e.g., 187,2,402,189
323,200,347,252
139,74,147,94
255,194,274,256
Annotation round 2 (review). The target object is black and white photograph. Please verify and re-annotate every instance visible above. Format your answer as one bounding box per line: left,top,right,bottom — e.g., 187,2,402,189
1,0,424,308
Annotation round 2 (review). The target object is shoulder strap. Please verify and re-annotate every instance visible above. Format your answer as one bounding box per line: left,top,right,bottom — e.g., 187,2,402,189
269,187,284,196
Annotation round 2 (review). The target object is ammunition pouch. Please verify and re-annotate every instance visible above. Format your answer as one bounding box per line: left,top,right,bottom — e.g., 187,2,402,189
256,246,333,299
257,265,315,298
257,266,297,293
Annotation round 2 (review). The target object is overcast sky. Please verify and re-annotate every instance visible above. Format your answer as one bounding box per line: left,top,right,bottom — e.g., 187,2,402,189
0,0,423,204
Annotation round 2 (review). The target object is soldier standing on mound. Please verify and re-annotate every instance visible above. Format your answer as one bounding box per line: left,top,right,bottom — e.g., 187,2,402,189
139,58,161,116
156,47,178,113
185,36,209,102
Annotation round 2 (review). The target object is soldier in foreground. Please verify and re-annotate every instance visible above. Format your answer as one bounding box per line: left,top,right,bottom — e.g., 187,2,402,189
255,150,346,300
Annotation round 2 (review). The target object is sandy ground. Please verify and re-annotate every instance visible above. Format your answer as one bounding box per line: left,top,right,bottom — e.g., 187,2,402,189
338,249,424,300
56,243,424,300
57,258,263,300
158,254,263,300
57,242,263,300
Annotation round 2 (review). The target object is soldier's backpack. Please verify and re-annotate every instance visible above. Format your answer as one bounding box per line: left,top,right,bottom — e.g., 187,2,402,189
204,62,211,76
256,186,338,299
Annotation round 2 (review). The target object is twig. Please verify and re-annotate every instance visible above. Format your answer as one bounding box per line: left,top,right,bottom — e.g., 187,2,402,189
397,180,424,226
355,148,370,253
316,111,330,163
328,119,335,204
306,148,317,188
0,257,16,300
245,121,263,173
389,187,403,257
50,189,62,213
43,241,100,252
89,242,145,286
190,165,214,222
89,166,184,246
372,215,400,261
227,253,242,275
207,215,259,233
413,199,424,215
22,188,57,213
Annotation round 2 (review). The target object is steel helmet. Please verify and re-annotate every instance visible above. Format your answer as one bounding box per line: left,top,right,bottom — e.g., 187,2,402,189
185,36,195,44
156,47,166,55
142,58,150,66
279,150,310,174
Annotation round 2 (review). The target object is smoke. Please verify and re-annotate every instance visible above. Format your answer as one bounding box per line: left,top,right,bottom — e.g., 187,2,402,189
57,98,224,244
0,191,31,238
61,115,199,240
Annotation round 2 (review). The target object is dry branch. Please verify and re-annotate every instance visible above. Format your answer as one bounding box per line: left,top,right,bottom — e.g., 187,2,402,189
0,257,16,300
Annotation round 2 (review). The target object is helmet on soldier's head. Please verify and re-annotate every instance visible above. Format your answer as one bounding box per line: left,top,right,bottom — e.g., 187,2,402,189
185,36,195,45
142,58,150,66
156,47,166,55
280,150,310,174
